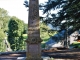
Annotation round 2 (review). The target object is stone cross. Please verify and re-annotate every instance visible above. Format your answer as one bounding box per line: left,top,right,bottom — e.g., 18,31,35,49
26,0,43,60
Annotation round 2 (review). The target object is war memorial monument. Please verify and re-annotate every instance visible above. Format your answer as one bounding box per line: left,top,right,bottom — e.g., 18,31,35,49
26,0,43,60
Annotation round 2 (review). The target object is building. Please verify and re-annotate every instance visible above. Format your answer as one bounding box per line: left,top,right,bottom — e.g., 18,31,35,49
45,30,80,48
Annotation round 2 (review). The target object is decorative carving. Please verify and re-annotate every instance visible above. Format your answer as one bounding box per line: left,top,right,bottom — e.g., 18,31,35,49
28,27,39,30
26,37,42,44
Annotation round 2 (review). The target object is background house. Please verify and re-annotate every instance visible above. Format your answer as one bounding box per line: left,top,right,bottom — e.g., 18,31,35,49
45,30,80,49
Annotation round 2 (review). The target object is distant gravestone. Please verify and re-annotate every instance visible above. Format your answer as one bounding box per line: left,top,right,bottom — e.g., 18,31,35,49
26,0,42,60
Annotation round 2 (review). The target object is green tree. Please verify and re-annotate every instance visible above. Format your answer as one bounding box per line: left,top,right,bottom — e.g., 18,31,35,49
8,16,25,51
40,22,49,41
40,22,57,41
0,29,5,51
40,0,80,48
40,22,57,48
0,8,10,32
0,8,10,51
23,23,28,34
42,0,80,31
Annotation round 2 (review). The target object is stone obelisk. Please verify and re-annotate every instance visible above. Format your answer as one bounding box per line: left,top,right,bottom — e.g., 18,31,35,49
26,0,42,60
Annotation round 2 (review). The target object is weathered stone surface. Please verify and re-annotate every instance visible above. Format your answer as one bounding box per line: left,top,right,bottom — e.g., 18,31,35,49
26,0,42,60
26,37,42,44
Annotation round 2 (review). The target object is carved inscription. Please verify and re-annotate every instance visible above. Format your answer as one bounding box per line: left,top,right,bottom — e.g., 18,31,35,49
27,37,42,44
28,31,40,37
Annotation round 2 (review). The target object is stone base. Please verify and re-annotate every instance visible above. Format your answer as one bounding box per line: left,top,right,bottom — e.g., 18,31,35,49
26,57,43,60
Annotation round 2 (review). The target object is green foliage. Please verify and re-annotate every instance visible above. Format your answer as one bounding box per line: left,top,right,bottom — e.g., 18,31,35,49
23,24,28,34
0,8,10,52
0,8,10,39
40,22,50,41
0,8,10,32
22,34,28,39
41,0,80,31
40,22,50,48
0,8,27,51
22,34,27,50
0,29,5,40
41,43,46,48
70,42,80,48
40,22,58,48
40,22,57,41
8,16,25,51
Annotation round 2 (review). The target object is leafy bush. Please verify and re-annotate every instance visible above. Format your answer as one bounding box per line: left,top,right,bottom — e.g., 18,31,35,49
41,43,46,48
70,42,80,48
23,34,27,39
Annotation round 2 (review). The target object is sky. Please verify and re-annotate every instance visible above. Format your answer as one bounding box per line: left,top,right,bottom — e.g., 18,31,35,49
0,0,48,23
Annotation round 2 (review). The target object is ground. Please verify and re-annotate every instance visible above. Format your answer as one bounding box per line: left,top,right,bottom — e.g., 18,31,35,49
42,48,80,60
0,48,80,60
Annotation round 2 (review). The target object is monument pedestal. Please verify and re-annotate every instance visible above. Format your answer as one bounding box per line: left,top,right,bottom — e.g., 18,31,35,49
26,38,43,60
26,43,43,60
